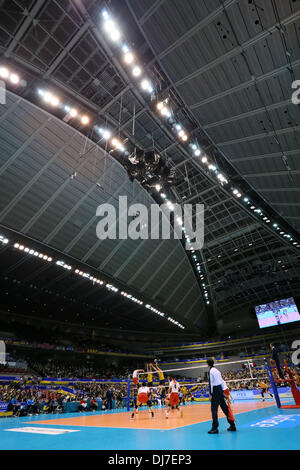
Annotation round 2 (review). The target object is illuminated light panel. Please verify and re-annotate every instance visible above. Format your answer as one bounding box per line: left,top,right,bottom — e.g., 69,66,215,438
38,89,62,109
43,92,52,103
37,91,90,128
102,10,109,20
102,129,111,140
111,137,120,147
10,73,20,84
56,261,72,270
0,235,9,244
124,52,134,64
0,67,9,78
50,96,60,107
111,138,124,150
132,66,141,77
141,79,151,90
145,304,166,318
121,291,143,305
81,115,90,125
110,29,121,42
106,283,118,293
166,200,174,210
160,106,169,117
14,243,52,261
70,108,78,118
103,20,121,42
167,316,185,329
103,19,115,32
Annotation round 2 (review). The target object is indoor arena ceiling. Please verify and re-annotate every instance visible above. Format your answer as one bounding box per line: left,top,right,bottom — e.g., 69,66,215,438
0,0,299,333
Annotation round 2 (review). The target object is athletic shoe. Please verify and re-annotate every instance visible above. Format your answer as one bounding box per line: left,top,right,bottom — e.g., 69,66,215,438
151,412,154,418
208,429,218,434
166,413,168,419
227,425,236,432
131,413,134,419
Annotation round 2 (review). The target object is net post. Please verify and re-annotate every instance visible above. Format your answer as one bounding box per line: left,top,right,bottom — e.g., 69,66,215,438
126,380,131,412
265,361,281,408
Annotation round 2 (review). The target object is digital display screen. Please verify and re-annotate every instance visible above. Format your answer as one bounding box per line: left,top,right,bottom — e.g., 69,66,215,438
255,297,300,328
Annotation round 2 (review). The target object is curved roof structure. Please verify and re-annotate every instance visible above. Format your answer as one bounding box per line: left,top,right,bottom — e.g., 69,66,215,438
0,92,204,331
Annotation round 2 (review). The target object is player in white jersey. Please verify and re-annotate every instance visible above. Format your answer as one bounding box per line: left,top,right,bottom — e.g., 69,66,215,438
166,377,182,418
132,369,144,386
131,382,154,419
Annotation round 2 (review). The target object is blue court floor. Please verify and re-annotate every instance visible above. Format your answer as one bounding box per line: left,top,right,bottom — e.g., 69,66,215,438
0,401,299,450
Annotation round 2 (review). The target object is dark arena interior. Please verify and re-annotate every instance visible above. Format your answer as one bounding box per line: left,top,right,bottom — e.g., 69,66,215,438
0,0,300,457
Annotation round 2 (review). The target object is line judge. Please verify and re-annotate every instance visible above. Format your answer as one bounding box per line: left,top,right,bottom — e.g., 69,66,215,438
207,358,236,434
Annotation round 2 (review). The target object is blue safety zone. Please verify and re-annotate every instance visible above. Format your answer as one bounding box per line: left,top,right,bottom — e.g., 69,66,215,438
0,400,299,450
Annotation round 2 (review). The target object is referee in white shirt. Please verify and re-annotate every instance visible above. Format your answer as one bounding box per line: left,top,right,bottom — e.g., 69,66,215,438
207,358,236,434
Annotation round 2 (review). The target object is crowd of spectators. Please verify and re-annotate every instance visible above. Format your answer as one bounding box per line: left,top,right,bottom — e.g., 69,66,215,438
0,380,130,417
0,382,64,416
28,359,132,380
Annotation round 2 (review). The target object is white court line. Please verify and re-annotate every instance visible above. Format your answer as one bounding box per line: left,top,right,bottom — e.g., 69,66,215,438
5,427,80,435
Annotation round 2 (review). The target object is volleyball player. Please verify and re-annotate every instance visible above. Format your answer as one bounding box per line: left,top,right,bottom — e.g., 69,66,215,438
132,369,144,386
181,385,187,405
165,390,170,408
166,376,181,418
259,378,274,401
144,364,155,412
146,363,154,386
131,381,154,419
152,359,165,386
159,385,166,406
151,361,165,403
